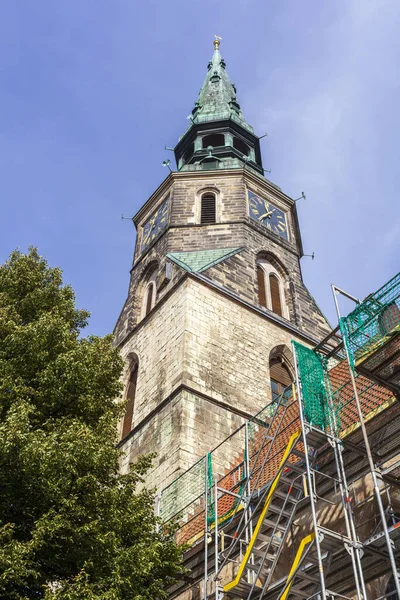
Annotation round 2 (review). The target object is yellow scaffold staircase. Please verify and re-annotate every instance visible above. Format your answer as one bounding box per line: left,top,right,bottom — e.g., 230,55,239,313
220,423,347,600
223,430,307,599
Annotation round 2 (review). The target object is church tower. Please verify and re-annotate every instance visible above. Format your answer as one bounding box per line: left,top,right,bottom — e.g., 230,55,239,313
114,39,331,490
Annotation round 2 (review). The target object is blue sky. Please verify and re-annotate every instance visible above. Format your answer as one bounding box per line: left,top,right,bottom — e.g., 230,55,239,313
1,0,399,334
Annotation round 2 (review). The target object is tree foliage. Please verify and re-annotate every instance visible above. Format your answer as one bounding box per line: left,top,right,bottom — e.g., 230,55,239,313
0,248,184,599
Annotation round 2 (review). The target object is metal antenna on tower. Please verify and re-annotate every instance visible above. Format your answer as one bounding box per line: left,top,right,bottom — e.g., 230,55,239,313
294,192,306,202
303,252,315,260
162,159,173,173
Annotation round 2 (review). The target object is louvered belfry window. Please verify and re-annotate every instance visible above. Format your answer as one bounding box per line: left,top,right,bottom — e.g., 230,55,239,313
121,365,138,439
201,193,216,224
269,273,283,316
257,266,267,307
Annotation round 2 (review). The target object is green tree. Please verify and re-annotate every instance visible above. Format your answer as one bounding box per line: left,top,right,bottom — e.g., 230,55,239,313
0,248,184,599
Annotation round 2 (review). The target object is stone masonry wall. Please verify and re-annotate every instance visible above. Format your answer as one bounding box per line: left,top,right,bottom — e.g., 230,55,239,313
118,280,187,438
182,278,305,414
119,277,315,492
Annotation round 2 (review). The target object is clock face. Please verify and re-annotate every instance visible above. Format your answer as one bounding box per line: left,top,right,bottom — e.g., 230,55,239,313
141,197,169,253
248,190,288,240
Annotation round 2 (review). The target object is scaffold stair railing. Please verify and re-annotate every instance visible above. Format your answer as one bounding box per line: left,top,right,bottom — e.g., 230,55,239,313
214,387,298,565
211,388,300,593
278,532,315,600
222,430,305,599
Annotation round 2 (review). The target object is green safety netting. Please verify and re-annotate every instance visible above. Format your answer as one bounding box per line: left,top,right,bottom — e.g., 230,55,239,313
207,425,247,526
207,397,293,525
159,391,290,528
293,341,334,431
248,399,284,434
247,396,291,471
159,455,206,523
339,272,400,372
206,452,215,525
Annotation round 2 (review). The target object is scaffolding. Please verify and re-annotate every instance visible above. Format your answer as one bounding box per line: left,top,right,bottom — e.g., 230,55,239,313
158,272,400,600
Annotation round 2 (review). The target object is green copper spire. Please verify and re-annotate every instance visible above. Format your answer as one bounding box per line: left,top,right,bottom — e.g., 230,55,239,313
174,38,263,174
190,38,254,133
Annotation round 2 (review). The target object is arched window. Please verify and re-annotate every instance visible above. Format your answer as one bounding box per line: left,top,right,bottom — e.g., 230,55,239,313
140,265,158,321
269,273,283,316
257,265,267,307
202,133,225,149
144,282,155,317
121,363,138,439
270,358,293,402
256,258,288,319
201,193,216,224
233,137,250,156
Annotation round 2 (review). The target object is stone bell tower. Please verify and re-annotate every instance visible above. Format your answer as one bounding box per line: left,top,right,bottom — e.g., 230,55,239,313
114,39,331,490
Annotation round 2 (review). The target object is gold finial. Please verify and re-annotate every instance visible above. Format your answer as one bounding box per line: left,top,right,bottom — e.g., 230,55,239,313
214,35,222,49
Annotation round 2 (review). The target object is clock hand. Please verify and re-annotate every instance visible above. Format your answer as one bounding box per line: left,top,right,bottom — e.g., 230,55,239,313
142,228,151,245
258,210,274,220
142,218,155,245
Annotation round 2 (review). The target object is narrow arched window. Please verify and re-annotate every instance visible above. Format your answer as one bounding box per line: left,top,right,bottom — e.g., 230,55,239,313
269,273,282,316
256,258,288,320
145,282,155,316
257,265,267,308
201,193,216,224
122,364,138,439
270,359,292,402
139,266,158,322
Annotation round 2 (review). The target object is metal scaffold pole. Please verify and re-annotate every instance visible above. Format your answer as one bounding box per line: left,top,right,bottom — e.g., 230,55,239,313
214,476,219,600
244,421,255,585
332,284,400,599
324,359,367,600
204,454,209,600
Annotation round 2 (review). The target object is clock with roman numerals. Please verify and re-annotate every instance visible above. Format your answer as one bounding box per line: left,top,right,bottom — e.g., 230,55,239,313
140,197,169,253
248,190,288,240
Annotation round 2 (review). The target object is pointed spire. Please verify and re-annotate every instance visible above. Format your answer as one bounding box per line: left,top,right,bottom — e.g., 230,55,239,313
190,37,253,133
174,38,263,175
